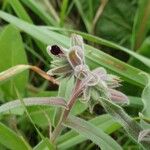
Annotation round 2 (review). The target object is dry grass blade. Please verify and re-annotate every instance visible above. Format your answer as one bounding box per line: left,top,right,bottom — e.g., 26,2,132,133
0,64,58,84
92,0,108,32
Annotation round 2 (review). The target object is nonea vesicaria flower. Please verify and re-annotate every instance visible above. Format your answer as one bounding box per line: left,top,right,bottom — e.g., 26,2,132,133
46,34,129,112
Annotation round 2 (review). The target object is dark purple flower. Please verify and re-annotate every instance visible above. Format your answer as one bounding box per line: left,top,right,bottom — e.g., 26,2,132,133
47,45,64,57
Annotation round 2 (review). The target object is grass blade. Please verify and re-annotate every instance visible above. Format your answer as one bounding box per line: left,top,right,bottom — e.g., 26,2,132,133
7,0,32,23
60,0,69,26
131,0,150,50
21,0,56,25
0,97,67,114
0,122,31,150
57,114,120,150
99,98,150,149
0,64,57,84
141,73,150,119
0,25,28,98
33,138,56,150
43,27,150,69
74,0,91,32
64,115,122,150
0,11,147,87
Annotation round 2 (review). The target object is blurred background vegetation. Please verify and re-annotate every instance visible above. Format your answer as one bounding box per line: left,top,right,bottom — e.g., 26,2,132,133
0,0,150,149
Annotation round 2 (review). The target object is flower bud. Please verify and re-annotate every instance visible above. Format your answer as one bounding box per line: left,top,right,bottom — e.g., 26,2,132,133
108,89,129,104
47,45,66,58
67,46,84,68
71,34,84,50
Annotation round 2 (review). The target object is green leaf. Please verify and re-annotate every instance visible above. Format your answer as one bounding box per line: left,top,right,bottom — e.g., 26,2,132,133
74,0,91,32
64,115,122,150
95,0,135,45
70,99,87,115
28,107,55,127
0,122,31,150
57,114,120,150
33,138,56,150
21,0,56,25
76,30,150,69
132,0,150,50
99,97,150,149
85,45,146,87
0,97,67,114
14,86,45,140
0,25,28,99
75,0,135,45
0,11,147,87
129,37,150,72
41,27,150,70
60,0,69,26
141,73,150,119
7,0,32,23
128,96,143,108
53,76,75,126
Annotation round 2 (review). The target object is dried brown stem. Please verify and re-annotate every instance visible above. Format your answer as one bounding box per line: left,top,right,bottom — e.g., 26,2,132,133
30,65,59,85
92,0,108,33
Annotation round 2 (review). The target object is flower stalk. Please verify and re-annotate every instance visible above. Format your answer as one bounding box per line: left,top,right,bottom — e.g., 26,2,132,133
47,34,129,143
51,79,82,142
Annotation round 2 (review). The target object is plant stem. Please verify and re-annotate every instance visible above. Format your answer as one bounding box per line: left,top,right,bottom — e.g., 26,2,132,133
92,0,108,33
51,79,82,142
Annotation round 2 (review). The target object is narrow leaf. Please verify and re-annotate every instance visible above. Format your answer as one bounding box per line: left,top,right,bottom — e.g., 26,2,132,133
57,114,120,150
0,11,147,87
21,0,56,25
0,25,28,98
0,97,67,114
0,64,58,84
43,27,150,69
64,115,122,150
141,73,150,118
7,0,32,23
132,0,150,50
0,122,31,150
99,97,150,149
33,138,56,150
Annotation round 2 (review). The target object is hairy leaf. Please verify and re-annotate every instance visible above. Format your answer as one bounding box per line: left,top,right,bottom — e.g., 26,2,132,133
64,115,122,150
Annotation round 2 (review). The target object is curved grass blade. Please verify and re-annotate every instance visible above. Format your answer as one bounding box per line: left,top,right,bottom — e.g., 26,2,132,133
57,114,120,150
0,64,58,84
99,97,150,149
129,37,150,73
141,73,150,119
80,32,150,69
0,97,67,114
21,0,56,25
64,115,122,150
74,0,91,33
42,27,150,69
85,45,146,87
0,11,147,87
7,0,32,23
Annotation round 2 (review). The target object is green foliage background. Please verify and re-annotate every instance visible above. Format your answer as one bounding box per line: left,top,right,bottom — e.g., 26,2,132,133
0,0,150,149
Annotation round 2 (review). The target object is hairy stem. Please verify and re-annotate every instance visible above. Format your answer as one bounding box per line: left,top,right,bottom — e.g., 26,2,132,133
51,79,82,142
